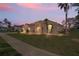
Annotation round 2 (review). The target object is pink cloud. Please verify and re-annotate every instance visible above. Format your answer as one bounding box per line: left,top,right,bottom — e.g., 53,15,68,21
17,3,41,9
0,3,14,11
17,3,59,11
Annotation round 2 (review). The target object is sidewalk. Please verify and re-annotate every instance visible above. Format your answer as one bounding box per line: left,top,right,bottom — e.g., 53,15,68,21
0,33,58,56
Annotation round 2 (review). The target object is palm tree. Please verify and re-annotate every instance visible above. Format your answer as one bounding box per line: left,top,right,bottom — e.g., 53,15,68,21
58,3,70,34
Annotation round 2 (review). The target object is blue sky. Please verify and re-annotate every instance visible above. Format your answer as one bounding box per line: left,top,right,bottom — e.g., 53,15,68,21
0,3,77,25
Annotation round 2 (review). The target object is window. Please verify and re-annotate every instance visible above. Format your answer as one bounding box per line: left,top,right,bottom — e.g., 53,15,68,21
36,26,41,33
48,24,53,33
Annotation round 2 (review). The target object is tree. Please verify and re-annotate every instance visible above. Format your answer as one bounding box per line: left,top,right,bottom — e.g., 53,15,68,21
72,3,79,29
8,21,11,28
3,18,11,28
3,18,8,24
75,9,79,21
72,3,79,17
74,10,79,29
62,18,74,32
72,3,79,22
72,3,79,6
58,3,70,34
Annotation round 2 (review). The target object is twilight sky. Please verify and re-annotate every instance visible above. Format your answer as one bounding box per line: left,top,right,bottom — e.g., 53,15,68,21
0,3,78,25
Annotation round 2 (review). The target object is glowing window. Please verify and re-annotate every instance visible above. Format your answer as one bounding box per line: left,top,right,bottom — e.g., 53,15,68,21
36,26,41,33
48,24,53,33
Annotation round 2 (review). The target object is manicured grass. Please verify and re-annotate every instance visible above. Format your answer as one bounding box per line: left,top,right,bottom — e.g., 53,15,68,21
8,33,79,56
69,29,79,39
0,37,21,56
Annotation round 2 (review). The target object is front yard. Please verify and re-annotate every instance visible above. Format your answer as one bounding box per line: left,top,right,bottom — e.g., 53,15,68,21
0,36,21,56
8,31,79,56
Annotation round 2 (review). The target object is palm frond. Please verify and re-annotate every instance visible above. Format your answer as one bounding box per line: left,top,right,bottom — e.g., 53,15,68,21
58,3,62,7
58,3,64,9
58,3,69,12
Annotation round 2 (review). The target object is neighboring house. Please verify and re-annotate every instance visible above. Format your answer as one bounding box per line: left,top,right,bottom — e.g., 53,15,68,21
13,25,23,32
20,19,63,34
0,22,8,28
0,20,23,32
0,22,8,31
2,23,8,28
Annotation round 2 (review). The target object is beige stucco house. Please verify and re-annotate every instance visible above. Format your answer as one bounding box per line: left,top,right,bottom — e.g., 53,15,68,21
20,19,63,35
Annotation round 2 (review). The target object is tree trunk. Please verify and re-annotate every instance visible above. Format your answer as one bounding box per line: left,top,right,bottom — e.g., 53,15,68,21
65,11,69,34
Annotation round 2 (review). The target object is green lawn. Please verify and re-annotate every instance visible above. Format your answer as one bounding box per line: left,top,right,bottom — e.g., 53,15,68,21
0,37,21,56
69,29,79,39
8,31,79,56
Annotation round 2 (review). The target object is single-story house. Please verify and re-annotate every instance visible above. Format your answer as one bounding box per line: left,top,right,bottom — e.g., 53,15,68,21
20,19,63,34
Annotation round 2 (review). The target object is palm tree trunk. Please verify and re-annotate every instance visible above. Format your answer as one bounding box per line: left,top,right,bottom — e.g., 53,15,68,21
65,11,68,34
